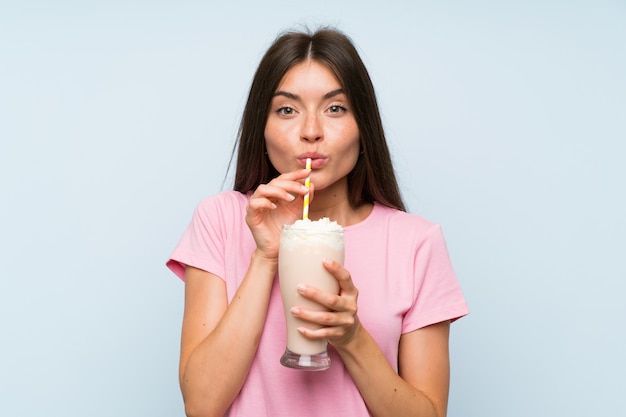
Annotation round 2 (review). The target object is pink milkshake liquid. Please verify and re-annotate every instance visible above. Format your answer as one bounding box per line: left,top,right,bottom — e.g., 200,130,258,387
278,218,344,370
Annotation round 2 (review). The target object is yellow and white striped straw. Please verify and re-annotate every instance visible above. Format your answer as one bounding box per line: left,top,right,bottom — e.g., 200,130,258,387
302,158,312,220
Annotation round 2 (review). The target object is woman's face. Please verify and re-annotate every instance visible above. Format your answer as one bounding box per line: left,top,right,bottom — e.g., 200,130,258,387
264,60,360,193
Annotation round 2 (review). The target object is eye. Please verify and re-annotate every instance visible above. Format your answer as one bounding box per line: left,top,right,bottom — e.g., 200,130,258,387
277,106,296,116
328,105,347,114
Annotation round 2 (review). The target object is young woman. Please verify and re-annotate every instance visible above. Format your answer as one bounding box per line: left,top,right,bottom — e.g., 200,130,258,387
167,27,468,417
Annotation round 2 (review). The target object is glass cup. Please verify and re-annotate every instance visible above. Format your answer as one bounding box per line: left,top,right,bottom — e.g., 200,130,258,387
278,223,344,370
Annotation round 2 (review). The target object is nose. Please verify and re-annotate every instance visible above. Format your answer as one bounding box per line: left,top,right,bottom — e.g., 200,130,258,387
300,113,322,142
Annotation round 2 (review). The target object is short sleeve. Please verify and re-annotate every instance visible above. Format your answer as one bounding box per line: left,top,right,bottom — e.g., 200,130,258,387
402,224,469,333
166,195,228,281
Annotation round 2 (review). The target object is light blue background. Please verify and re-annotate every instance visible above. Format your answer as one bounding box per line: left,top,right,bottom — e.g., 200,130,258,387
1,1,625,416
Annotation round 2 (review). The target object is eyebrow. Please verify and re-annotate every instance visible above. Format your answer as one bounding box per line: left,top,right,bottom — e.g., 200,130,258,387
273,88,345,100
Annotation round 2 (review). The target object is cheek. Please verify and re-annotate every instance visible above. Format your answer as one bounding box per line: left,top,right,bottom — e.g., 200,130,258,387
264,119,289,148
341,125,361,158
263,122,274,148
264,123,280,153
337,134,361,175
264,125,289,173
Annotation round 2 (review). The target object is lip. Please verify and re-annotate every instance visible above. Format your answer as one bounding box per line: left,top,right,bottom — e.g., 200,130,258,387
298,153,328,169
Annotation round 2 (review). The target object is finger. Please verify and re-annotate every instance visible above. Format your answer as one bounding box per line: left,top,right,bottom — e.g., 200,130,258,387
295,283,358,320
294,315,358,344
274,168,312,183
295,284,341,310
291,306,355,328
322,259,358,296
259,180,310,202
298,323,355,340
251,183,298,205
247,197,277,212
273,169,313,197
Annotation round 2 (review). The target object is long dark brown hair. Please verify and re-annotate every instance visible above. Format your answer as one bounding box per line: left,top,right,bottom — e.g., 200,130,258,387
232,27,406,212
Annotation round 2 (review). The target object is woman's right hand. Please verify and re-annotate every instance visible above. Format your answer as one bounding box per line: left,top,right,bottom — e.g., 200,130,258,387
245,168,312,259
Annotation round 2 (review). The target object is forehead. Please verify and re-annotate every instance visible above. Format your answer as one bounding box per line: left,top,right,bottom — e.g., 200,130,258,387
276,60,342,92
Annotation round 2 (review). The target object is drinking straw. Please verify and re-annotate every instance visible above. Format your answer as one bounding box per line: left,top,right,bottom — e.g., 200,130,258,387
302,158,312,220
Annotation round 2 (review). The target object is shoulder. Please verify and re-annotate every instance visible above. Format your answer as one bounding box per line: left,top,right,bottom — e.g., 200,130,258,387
195,190,249,216
371,204,440,235
356,204,451,255
188,191,250,234
197,190,249,209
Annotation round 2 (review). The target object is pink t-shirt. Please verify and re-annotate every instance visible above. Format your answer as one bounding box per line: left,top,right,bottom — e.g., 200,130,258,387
167,191,468,417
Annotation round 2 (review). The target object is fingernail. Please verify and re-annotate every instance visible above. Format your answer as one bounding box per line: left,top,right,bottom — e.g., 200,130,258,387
322,258,333,266
290,307,300,314
297,284,307,292
287,193,295,201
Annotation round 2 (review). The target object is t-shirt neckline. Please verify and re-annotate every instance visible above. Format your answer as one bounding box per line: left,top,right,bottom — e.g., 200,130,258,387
343,202,385,232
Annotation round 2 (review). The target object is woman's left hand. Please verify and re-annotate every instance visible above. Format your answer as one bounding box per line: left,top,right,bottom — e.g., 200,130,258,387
290,259,361,347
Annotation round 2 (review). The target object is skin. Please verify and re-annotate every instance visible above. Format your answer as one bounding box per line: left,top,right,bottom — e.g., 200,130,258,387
179,60,452,417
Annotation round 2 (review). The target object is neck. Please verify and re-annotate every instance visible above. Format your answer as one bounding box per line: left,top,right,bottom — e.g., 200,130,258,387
309,181,372,227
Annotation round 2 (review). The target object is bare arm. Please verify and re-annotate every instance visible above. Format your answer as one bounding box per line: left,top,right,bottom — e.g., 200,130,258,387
336,321,451,417
294,260,451,417
178,169,311,417
180,255,277,417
